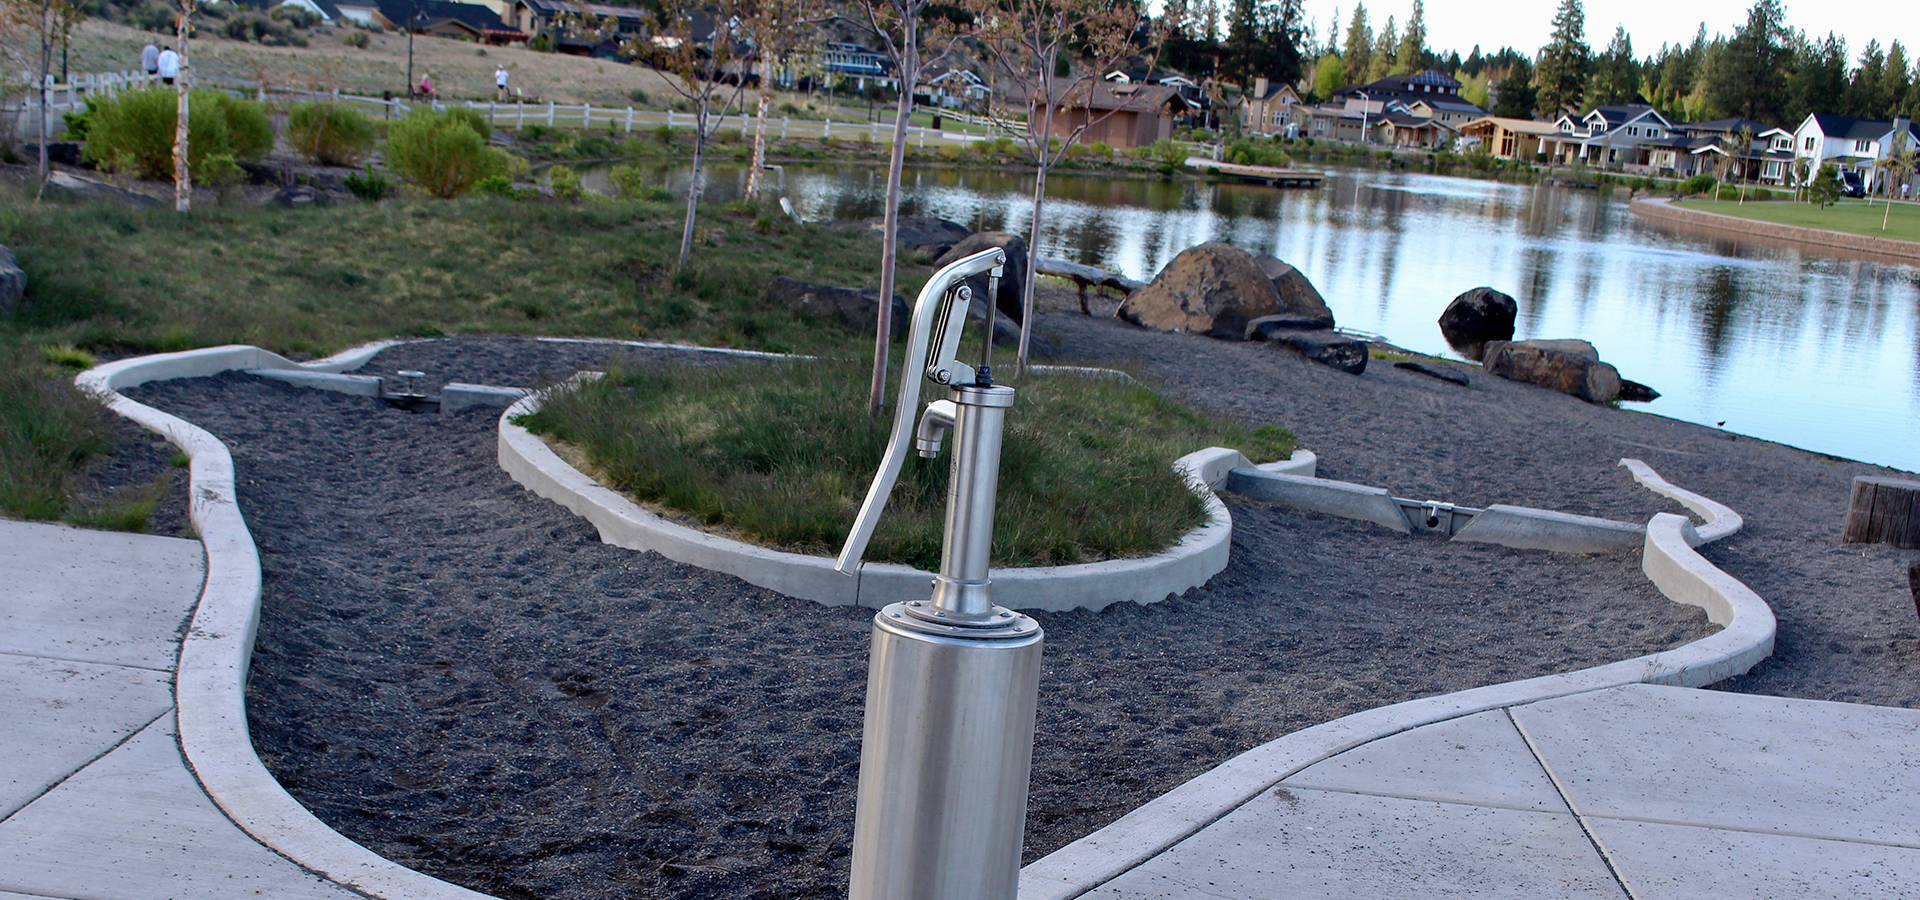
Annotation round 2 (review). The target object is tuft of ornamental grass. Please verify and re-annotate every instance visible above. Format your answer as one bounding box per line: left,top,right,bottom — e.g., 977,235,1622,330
65,468,174,533
0,354,115,520
516,359,1294,570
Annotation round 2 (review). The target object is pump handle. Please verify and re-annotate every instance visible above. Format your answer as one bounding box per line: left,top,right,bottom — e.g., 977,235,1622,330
834,248,1007,575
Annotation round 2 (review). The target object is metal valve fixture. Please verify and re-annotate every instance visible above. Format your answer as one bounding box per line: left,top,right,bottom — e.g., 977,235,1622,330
837,248,1043,900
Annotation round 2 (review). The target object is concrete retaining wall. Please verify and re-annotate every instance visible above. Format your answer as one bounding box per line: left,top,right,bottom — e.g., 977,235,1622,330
1631,197,1920,264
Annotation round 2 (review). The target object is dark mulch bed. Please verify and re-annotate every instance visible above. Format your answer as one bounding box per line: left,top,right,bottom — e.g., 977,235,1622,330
104,317,1915,900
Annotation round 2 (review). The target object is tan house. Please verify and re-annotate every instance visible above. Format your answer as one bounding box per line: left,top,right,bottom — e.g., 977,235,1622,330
1032,82,1194,149
1372,111,1455,149
1457,116,1559,160
1240,77,1303,136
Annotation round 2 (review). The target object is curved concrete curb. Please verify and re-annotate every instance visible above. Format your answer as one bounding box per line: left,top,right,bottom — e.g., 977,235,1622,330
1018,508,1776,900
1620,457,1743,545
499,383,1313,611
77,342,499,900
1630,197,1920,263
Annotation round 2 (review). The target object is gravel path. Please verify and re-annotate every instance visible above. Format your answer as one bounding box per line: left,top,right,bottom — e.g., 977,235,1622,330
110,317,1917,900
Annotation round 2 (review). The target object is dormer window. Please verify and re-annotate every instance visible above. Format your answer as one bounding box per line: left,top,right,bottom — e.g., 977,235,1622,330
1857,139,1874,153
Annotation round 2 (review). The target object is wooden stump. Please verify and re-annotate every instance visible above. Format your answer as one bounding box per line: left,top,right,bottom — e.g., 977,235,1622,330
1910,560,1919,621
1844,476,1920,548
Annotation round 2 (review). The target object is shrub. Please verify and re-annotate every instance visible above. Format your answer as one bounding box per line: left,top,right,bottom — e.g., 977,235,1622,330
385,110,509,198
653,123,674,144
607,163,647,199
442,105,491,141
80,87,270,183
342,166,395,201
548,163,582,199
287,101,376,165
519,123,550,142
1149,138,1186,168
1679,173,1717,195
342,30,369,49
1086,141,1113,160
629,89,650,104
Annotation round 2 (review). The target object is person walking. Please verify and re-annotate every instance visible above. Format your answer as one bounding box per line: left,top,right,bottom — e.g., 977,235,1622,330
141,41,159,78
156,46,180,86
495,65,509,102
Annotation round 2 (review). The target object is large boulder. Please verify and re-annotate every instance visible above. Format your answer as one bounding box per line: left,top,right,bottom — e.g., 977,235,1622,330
934,232,1028,324
1481,339,1621,404
0,245,24,315
1439,287,1517,361
764,276,908,341
1118,242,1291,340
1252,255,1335,328
42,171,160,208
835,215,973,259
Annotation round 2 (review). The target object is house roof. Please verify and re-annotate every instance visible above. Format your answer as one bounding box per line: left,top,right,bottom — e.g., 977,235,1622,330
1806,113,1919,142
1680,117,1770,136
1458,116,1560,136
1376,110,1455,131
1586,105,1668,129
376,0,509,32
1032,81,1191,113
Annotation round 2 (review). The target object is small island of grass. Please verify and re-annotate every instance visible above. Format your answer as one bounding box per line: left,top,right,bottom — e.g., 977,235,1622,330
515,359,1295,571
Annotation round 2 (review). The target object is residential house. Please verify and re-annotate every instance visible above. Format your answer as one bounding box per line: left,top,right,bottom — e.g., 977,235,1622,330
1325,70,1484,144
919,64,989,111
1674,120,1796,184
1032,81,1193,149
236,0,343,21
1792,114,1919,186
1371,110,1455,149
493,0,648,52
373,0,526,44
1457,116,1559,160
1541,104,1678,169
1239,77,1302,136
1293,103,1367,142
820,41,894,92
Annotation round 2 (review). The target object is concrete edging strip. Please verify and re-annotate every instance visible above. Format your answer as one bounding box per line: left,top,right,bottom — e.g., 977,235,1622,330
77,342,498,900
498,382,1308,611
1018,510,1776,900
1630,196,1920,263
1620,457,1744,545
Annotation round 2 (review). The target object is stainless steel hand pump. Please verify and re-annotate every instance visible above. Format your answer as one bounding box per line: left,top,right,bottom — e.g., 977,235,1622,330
838,248,1044,900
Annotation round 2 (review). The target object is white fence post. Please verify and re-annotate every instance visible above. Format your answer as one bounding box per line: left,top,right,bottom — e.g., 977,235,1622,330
781,115,788,139
517,101,524,128
584,102,591,129
547,100,554,127
625,106,633,134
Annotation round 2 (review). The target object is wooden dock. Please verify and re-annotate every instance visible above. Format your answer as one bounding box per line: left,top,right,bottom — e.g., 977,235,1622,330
1185,157,1325,188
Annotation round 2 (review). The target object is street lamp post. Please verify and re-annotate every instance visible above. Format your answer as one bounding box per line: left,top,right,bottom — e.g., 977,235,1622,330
1355,89,1370,204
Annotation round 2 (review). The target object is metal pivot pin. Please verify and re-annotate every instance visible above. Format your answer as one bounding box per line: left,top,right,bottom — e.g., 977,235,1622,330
837,248,1042,900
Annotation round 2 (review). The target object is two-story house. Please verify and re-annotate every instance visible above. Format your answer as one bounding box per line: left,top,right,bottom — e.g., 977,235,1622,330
1239,77,1302,136
1542,104,1678,169
1792,114,1919,185
1323,70,1485,148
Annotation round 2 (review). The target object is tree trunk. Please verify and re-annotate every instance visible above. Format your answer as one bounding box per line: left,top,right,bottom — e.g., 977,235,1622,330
1015,85,1060,376
678,105,706,270
37,4,52,181
746,89,770,199
173,12,192,212
868,24,916,419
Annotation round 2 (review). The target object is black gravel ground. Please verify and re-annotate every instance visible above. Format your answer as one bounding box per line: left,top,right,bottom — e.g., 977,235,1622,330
108,317,1916,900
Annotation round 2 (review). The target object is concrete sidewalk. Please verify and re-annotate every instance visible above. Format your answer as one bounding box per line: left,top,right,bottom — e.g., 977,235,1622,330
0,518,356,900
1058,683,1920,900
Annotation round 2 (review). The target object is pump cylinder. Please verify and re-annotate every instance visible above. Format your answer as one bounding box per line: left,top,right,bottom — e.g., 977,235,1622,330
846,610,1042,900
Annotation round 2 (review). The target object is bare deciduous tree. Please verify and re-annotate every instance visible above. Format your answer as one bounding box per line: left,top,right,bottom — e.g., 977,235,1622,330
739,0,827,200
850,0,970,417
171,0,194,211
620,0,756,270
2,0,82,182
963,0,1159,371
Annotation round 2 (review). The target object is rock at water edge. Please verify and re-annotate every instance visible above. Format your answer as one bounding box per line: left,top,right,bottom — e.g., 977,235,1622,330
1439,287,1517,361
1252,255,1336,329
1118,242,1286,340
1266,329,1368,374
1481,339,1621,403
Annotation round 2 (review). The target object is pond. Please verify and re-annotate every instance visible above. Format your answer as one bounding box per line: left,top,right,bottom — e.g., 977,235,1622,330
585,160,1920,474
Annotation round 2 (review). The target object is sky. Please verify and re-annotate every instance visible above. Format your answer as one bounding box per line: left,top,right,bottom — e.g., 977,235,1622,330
1294,1,1917,62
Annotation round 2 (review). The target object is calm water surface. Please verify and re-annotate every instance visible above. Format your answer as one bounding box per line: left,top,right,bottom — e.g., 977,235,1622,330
601,162,1920,473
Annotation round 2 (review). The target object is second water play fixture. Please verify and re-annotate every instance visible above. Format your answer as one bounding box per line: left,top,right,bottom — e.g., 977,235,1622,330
836,248,1044,900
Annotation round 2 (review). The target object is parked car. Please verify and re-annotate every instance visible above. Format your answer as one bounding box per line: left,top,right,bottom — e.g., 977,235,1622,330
1839,169,1866,198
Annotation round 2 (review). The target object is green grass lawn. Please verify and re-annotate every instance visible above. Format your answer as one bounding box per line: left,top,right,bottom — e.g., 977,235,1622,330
1670,197,1920,243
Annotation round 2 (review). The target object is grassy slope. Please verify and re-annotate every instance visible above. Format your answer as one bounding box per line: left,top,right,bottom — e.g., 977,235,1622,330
1670,197,1920,243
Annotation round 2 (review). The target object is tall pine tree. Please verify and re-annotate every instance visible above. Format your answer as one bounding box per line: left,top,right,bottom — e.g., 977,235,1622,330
1710,0,1789,124
1534,0,1590,117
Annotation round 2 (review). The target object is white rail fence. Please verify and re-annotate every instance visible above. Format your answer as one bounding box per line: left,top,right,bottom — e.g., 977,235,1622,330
7,70,1016,148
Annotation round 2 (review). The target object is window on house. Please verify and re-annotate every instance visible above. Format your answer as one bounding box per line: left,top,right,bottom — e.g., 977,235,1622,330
1804,136,1814,151
1857,139,1873,153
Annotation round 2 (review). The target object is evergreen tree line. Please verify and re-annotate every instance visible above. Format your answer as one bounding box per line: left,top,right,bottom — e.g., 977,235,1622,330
1289,0,1916,129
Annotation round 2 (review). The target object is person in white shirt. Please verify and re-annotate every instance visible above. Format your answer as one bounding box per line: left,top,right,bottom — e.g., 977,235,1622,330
156,46,180,85
141,42,159,76
495,65,509,102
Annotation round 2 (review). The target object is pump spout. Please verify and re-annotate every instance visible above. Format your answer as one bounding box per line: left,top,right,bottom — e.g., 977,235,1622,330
835,248,1007,575
913,400,957,458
